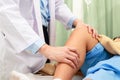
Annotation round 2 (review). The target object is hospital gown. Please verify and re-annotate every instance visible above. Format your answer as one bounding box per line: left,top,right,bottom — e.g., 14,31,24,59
83,56,120,80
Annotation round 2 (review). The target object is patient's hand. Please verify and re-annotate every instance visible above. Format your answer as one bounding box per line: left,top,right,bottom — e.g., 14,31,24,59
97,35,120,55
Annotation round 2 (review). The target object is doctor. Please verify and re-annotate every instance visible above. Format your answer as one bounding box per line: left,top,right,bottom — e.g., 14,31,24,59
0,0,97,79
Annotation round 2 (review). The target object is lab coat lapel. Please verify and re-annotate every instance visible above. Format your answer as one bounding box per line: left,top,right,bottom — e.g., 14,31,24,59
49,0,56,46
33,0,44,40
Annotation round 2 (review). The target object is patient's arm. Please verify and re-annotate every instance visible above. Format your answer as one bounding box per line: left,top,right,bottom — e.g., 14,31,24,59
54,26,98,80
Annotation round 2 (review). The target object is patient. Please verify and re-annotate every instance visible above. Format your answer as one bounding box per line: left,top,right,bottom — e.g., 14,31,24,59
53,24,120,80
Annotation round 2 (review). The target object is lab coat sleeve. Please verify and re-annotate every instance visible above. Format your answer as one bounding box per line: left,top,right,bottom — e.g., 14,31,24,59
0,0,44,53
55,0,77,29
26,39,45,54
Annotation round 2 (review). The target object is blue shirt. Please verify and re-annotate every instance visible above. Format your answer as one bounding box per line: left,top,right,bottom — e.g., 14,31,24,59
27,0,76,54
40,0,50,27
40,0,75,28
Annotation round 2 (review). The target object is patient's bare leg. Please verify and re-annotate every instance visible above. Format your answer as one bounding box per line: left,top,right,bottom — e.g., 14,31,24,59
54,26,98,80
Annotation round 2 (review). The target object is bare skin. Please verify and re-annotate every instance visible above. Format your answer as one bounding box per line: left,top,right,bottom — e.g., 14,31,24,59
39,44,80,69
39,19,98,69
54,25,98,80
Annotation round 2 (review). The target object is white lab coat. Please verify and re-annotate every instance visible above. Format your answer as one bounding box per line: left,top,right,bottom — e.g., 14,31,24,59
0,0,75,79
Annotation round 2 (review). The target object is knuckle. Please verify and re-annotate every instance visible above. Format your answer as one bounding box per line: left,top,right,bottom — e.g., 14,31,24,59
73,56,77,60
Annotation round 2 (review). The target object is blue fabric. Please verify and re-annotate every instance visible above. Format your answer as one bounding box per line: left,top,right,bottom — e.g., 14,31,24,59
83,56,120,80
26,39,45,54
81,43,112,75
40,0,50,27
40,0,75,28
67,17,76,28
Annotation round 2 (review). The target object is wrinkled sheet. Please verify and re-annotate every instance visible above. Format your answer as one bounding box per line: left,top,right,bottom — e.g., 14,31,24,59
83,56,120,80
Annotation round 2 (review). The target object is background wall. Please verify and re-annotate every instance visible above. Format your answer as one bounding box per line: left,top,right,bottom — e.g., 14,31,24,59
55,0,73,46
55,0,120,46
55,0,84,46
83,0,120,38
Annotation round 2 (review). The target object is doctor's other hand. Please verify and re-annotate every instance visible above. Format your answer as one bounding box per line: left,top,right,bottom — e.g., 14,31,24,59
86,24,98,38
39,44,80,69
76,23,98,38
73,19,98,38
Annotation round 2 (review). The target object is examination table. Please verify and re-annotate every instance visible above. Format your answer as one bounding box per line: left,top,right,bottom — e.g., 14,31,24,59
10,71,83,80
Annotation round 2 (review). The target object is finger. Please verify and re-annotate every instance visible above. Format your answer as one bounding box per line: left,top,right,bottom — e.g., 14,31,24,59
67,53,78,68
66,51,80,69
67,47,80,68
92,29,96,38
69,50,80,64
95,31,99,38
97,34,101,38
67,47,80,58
96,34,101,40
95,33,99,39
63,58,76,69
86,25,92,34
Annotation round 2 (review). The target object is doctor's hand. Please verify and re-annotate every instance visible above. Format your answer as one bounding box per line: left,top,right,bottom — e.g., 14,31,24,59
39,44,80,69
73,19,98,38
86,24,98,38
